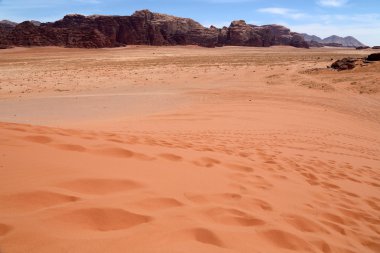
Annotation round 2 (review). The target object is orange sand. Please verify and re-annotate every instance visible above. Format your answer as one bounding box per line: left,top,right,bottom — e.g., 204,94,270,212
0,46,379,253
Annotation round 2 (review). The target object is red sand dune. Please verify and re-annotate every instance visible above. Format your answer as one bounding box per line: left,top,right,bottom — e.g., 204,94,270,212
0,46,379,253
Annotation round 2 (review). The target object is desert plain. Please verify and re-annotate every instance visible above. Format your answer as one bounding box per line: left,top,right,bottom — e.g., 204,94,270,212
0,46,379,253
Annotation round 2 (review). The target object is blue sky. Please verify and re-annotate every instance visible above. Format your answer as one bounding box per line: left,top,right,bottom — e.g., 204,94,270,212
0,0,379,45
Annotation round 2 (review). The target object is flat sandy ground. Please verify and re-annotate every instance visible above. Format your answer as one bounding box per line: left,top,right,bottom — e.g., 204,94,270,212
0,46,379,253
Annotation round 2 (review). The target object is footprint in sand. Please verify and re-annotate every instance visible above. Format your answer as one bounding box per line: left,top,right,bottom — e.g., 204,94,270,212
366,198,380,211
301,172,320,186
249,198,273,211
284,214,329,233
0,223,12,236
55,144,87,152
361,240,380,252
225,163,254,173
182,228,225,248
3,125,27,132
192,157,221,168
23,135,53,144
311,239,332,253
96,147,154,161
97,147,134,157
106,138,124,143
320,220,346,235
203,207,266,227
0,191,79,212
133,197,183,211
184,192,242,205
321,212,346,225
58,178,142,195
159,153,183,162
56,208,151,231
184,193,209,204
259,229,312,251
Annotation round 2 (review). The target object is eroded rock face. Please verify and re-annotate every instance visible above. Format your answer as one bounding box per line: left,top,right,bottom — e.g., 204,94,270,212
132,10,220,47
226,20,261,46
0,10,309,49
0,23,15,48
367,53,380,61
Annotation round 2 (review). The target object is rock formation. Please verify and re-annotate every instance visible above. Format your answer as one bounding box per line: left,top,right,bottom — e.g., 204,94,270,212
0,22,16,48
330,53,379,71
0,10,309,49
367,53,380,61
331,58,357,71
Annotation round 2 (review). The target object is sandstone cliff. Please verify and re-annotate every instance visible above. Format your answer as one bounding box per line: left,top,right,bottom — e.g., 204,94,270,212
0,10,309,49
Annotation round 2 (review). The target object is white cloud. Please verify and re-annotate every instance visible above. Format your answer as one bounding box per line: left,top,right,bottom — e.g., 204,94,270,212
317,0,348,7
258,8,308,20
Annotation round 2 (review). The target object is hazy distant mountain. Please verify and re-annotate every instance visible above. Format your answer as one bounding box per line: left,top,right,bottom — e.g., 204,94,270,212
0,20,18,27
30,20,41,26
322,35,365,47
301,33,366,47
0,20,41,27
300,33,323,43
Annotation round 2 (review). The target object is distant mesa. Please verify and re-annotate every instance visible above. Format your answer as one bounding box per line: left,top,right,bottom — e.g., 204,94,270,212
373,46,380,49
301,33,366,48
0,11,368,50
0,9,309,49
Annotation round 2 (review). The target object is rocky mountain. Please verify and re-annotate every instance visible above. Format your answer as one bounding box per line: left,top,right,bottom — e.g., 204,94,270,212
301,33,365,47
323,35,365,47
30,20,41,26
0,20,18,27
300,33,323,43
0,10,309,49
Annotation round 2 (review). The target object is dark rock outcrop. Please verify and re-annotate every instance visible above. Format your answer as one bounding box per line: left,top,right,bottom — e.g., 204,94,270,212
372,46,380,50
331,54,380,71
307,40,324,47
0,45,12,49
0,22,15,48
331,58,357,71
0,10,309,49
323,43,343,47
367,53,380,61
356,46,370,50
